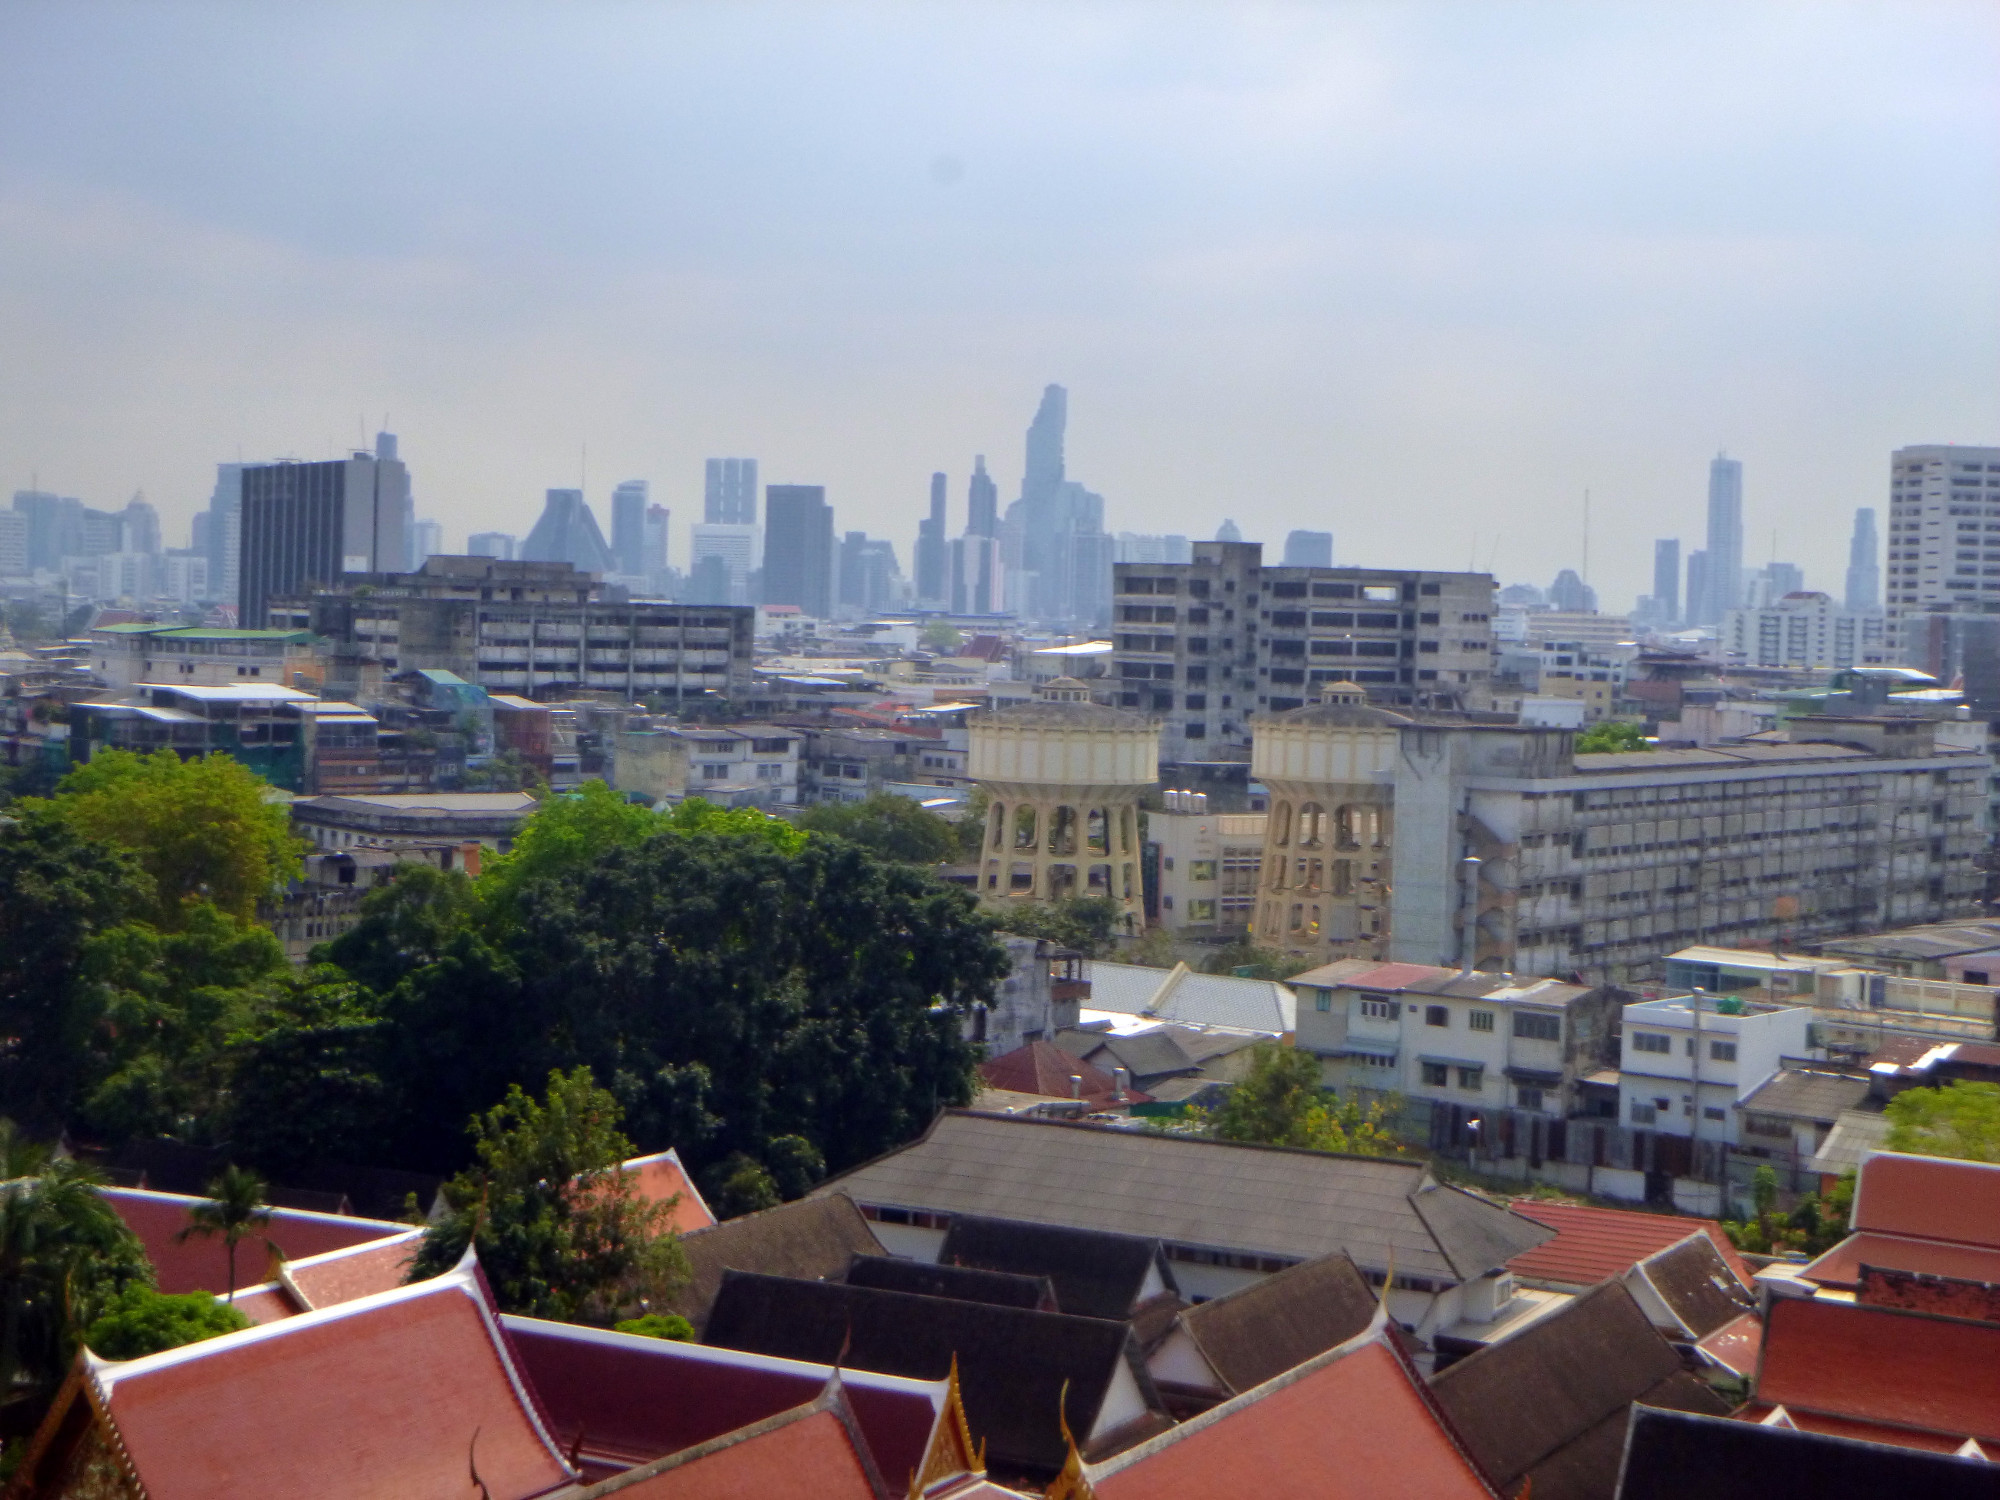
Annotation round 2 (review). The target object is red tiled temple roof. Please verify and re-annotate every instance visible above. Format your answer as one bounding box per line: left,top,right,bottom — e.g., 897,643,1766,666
1751,1296,2000,1450
617,1151,717,1235
1507,1199,1753,1289
99,1186,410,1296
978,1041,1148,1107
1850,1153,2000,1247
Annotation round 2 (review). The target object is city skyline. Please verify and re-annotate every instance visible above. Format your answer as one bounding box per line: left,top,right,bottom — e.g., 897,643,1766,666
2,4,1996,608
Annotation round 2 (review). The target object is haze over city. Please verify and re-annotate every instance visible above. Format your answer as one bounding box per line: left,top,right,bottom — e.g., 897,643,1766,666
2,2,1996,606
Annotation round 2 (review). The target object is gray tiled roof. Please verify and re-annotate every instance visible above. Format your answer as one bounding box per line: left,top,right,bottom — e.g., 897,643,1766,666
813,1111,1552,1285
1737,1069,1871,1123
1083,962,1296,1033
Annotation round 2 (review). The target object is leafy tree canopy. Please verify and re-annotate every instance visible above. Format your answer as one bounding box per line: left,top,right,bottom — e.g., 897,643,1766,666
1886,1080,2000,1162
920,622,964,653
412,1067,690,1325
1575,721,1649,754
1200,1043,1403,1156
83,1284,249,1359
613,1312,694,1341
994,897,1123,957
1199,940,1323,981
39,750,302,927
797,792,957,864
1722,1167,1855,1256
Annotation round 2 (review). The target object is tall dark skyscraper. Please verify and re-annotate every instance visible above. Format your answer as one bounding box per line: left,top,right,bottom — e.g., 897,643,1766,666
1653,538,1681,624
1699,454,1744,624
611,480,649,577
839,531,899,614
915,471,948,604
966,456,997,538
764,484,834,618
238,432,408,627
1846,507,1880,612
1283,530,1333,567
704,458,758,525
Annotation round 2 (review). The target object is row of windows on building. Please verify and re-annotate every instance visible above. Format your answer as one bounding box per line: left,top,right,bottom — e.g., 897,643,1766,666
1629,1031,1738,1061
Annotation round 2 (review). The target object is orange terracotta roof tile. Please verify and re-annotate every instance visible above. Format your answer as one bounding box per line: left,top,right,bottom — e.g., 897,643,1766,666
88,1255,577,1500
1801,1229,2000,1291
1088,1332,1495,1499
1753,1296,2000,1448
617,1150,717,1235
1507,1199,1753,1289
1696,1311,1763,1379
281,1229,423,1309
222,1282,302,1325
977,1041,1148,1107
1851,1153,2000,1248
572,1386,886,1500
100,1186,412,1297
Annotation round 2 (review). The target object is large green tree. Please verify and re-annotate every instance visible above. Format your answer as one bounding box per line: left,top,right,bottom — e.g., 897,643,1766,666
42,749,302,928
1202,1043,1403,1156
797,793,957,864
412,1068,689,1324
1886,1080,2000,1162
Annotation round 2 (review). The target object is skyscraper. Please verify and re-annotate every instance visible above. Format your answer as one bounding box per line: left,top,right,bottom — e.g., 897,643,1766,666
915,471,948,605
1700,454,1744,624
1282,530,1333,568
642,503,671,592
1846,507,1880,613
611,480,649,577
238,432,408,628
410,519,444,567
1884,445,2000,646
120,494,160,556
521,489,615,574
1653,539,1681,625
468,532,517,560
763,485,834,618
704,458,758,525
1685,551,1709,630
201,464,244,604
966,456,997,538
999,385,1111,622
840,531,901,615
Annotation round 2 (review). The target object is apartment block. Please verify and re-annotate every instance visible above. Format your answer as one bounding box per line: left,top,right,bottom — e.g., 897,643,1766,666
266,555,754,703
1883,443,2000,647
1110,541,1495,760
88,623,326,690
1616,993,1811,1146
1720,591,1890,670
1149,790,1266,938
609,723,801,809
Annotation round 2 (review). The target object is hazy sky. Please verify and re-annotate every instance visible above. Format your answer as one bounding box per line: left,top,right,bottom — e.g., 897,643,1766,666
3,2,1996,608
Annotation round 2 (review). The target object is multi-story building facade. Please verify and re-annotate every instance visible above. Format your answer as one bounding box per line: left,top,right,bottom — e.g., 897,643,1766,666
1149,790,1265,939
608,723,801,809
89,623,326,690
763,485,835,619
1720,591,1891,670
237,434,409,630
266,556,754,704
1110,541,1496,761
1616,993,1811,1148
1884,443,2000,650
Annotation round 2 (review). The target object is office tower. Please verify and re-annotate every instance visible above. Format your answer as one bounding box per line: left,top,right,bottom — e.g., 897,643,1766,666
1698,454,1744,624
1548,568,1596,612
1112,542,1496,758
410,518,444,567
1283,530,1333,568
1115,534,1192,565
0,511,27,577
1885,444,2000,646
238,431,409,628
704,458,758,525
522,489,615,574
1685,551,1708,630
10,491,66,572
468,532,517,560
1846,507,1880,613
840,531,901,615
1752,561,1804,605
966,457,998,537
950,533,1003,614
915,472,948,605
1652,539,1681,625
1002,384,1111,623
120,494,160,556
200,464,244,604
1215,519,1243,543
762,485,834,617
611,480,649,577
642,503,670,591
690,524,758,605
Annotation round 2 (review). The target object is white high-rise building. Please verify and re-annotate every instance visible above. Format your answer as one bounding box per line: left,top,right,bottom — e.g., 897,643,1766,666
689,523,759,605
1885,445,2000,647
1721,591,1890,670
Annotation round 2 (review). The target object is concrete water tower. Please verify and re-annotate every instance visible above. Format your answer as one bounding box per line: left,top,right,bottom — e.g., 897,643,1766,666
968,677,1159,933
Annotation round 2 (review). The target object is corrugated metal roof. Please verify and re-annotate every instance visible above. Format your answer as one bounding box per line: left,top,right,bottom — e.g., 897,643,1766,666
813,1111,1552,1284
1082,962,1296,1033
1738,1069,1871,1122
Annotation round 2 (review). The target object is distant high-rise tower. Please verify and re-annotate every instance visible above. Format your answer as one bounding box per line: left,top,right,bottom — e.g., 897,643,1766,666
1685,550,1708,629
704,459,758,525
915,472,948,605
1653,539,1681,625
1215,519,1243,543
1548,568,1596,613
201,464,244,604
1884,445,2000,645
522,489,615,574
238,432,408,628
468,532,516,560
1283,530,1332,568
642,503,670,591
409,519,443,567
1699,454,1744,624
764,485,835,618
1846,507,1880,613
966,456,998,538
611,480,649,577
120,494,161,556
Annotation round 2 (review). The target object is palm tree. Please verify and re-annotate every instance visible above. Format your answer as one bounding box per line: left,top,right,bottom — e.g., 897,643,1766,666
176,1165,272,1304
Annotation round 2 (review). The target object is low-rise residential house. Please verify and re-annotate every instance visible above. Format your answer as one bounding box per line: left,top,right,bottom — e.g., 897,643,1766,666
1148,792,1266,938
611,723,802,808
1731,1064,1876,1198
977,1041,1147,1113
810,1110,1555,1336
973,936,1087,1054
1291,960,1619,1171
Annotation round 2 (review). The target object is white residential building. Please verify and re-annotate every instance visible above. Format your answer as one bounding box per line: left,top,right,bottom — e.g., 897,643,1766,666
1150,791,1265,938
1883,443,2000,647
609,723,801,809
1720,591,1890,670
1616,993,1812,1147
